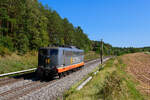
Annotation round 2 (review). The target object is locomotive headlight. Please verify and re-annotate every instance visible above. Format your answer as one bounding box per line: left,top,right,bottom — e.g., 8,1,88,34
47,58,50,64
45,58,50,64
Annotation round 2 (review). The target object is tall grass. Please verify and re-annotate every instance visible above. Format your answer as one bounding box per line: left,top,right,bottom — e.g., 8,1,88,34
64,57,145,100
0,51,38,74
84,51,100,61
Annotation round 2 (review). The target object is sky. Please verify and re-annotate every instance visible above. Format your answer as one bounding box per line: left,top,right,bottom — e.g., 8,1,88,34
38,0,150,47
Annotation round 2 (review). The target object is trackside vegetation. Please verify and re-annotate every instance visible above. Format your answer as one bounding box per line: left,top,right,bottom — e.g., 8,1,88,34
0,51,37,74
64,57,147,100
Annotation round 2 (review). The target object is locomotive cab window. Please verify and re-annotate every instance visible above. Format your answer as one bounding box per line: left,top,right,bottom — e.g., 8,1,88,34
39,49,49,55
50,49,58,55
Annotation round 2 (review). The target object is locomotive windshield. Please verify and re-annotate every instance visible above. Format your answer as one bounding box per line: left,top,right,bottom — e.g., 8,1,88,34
39,49,58,56
38,48,58,67
39,49,48,55
50,49,58,55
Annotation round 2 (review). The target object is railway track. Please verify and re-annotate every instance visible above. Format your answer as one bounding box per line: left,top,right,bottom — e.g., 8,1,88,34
0,57,110,100
0,72,35,87
0,78,24,87
0,74,54,100
0,80,56,100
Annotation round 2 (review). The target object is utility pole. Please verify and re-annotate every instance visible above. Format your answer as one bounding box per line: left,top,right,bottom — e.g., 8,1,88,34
100,39,103,64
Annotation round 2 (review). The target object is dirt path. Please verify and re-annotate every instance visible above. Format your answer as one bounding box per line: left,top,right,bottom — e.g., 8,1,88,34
121,53,150,94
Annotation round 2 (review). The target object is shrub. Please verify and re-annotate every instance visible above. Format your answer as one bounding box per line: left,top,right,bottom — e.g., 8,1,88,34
13,33,29,54
0,46,11,56
0,35,14,51
98,71,123,100
30,50,37,56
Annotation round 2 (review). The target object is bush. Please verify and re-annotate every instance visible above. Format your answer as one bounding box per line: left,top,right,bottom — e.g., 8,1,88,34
0,46,11,56
30,50,37,56
98,71,123,100
13,33,29,54
0,36,14,51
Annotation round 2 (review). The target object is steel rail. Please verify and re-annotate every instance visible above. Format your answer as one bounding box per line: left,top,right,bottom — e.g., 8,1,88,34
0,68,36,77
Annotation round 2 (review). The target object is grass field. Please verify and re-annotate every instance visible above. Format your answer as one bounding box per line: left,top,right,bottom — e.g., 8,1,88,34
84,51,100,61
64,53,149,100
121,53,150,97
144,52,150,55
0,51,38,74
0,51,99,75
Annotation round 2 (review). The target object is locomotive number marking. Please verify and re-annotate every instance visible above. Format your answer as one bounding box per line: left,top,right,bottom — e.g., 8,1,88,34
72,57,80,63
70,57,73,64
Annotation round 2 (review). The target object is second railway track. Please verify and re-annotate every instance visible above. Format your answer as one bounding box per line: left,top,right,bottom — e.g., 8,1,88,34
0,72,35,87
0,79,57,100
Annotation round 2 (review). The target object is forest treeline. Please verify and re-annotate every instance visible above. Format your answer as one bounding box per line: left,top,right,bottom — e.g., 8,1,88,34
0,0,150,56
0,0,92,54
92,41,150,56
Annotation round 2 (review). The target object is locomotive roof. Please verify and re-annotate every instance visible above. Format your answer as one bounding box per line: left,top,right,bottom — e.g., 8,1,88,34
39,47,84,52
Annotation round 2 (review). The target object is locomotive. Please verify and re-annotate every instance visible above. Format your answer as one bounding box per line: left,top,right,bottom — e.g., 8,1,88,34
36,46,84,78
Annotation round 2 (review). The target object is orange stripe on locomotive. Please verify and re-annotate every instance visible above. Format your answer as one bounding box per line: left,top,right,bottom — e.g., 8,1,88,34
57,62,84,73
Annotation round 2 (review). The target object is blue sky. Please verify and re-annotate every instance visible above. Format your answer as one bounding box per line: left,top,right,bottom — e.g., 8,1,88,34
38,0,150,47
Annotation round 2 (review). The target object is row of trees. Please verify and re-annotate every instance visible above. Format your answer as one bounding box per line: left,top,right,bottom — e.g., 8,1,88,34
0,0,91,54
92,41,150,56
92,41,114,56
113,47,150,56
